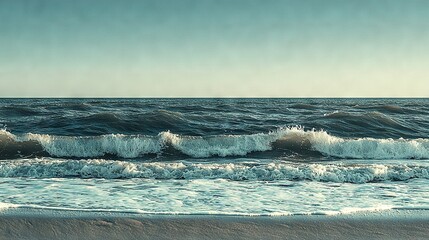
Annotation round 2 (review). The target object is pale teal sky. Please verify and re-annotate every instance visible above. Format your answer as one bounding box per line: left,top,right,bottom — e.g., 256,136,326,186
0,0,428,97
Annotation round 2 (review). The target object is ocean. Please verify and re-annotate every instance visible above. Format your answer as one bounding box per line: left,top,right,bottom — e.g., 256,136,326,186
1,98,429,215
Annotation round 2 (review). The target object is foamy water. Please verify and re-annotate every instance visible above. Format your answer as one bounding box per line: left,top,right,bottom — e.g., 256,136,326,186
2,127,429,159
1,98,429,215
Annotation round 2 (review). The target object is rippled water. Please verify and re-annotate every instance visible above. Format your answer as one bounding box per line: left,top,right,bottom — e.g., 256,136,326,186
1,98,429,215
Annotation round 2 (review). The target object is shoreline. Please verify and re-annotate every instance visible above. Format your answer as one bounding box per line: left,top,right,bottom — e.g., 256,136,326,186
1,208,429,240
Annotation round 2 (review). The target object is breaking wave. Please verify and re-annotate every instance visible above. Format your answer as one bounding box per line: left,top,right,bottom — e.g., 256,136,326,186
1,128,429,160
1,158,428,183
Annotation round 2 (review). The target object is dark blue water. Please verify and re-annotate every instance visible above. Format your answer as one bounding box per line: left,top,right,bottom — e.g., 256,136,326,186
0,98,428,161
1,98,428,138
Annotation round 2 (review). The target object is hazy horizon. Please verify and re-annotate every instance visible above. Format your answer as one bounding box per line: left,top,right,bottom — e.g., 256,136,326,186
1,0,428,97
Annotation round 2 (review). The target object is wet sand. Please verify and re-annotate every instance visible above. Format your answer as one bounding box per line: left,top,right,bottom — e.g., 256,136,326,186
1,208,429,240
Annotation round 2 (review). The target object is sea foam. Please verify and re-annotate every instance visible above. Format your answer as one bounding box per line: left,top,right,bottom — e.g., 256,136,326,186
1,127,429,159
24,133,163,158
1,158,429,183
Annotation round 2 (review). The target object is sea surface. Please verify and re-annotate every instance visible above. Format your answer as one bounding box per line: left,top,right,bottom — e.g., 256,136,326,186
1,98,429,215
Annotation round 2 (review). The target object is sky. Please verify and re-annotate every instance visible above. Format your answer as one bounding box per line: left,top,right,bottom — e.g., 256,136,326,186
0,0,428,97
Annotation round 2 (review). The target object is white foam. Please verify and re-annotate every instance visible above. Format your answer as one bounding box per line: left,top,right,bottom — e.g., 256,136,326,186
0,202,18,210
337,205,394,215
0,204,398,216
0,128,16,139
272,127,429,160
305,131,429,159
2,127,429,159
24,133,163,158
160,131,278,158
1,159,429,183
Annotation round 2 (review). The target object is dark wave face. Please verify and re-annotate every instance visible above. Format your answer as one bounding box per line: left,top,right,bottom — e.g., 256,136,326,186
1,127,429,160
0,98,429,161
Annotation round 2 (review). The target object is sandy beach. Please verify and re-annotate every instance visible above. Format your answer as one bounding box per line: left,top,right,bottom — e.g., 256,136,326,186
0,208,428,240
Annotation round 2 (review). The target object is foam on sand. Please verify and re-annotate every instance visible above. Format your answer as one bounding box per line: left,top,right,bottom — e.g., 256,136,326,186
1,208,429,240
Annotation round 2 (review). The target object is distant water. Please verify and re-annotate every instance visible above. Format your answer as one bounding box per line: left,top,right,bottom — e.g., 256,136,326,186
1,98,429,215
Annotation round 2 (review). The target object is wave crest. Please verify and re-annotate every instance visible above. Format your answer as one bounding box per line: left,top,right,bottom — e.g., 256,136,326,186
24,133,163,158
1,128,429,160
